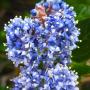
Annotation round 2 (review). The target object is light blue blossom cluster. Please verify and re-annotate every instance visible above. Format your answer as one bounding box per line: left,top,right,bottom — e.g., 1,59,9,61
12,64,79,90
5,17,44,66
4,0,80,89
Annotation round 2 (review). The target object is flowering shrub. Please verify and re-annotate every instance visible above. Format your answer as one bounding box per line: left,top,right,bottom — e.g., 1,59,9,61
4,0,80,89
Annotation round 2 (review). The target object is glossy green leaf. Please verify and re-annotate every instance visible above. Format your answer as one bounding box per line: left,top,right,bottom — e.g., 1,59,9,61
72,62,90,76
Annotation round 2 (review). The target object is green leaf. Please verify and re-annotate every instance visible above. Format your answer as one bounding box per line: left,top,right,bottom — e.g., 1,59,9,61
72,62,90,76
0,31,6,42
0,31,6,53
0,85,9,90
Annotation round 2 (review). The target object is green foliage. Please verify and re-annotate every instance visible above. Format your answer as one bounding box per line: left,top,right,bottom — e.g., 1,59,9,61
73,18,90,62
71,62,90,76
0,31,6,53
0,86,9,90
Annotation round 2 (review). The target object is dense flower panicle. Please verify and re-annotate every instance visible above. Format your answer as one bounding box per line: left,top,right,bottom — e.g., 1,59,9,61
5,0,80,89
34,0,80,64
5,0,80,66
5,17,39,66
12,64,79,90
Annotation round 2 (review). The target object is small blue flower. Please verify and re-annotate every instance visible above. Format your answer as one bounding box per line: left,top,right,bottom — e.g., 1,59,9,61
31,9,37,16
43,2,49,9
52,3,60,11
15,41,22,49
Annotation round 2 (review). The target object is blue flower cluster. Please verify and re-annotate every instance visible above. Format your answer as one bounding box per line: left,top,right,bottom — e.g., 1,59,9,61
5,0,80,89
5,17,44,66
12,64,79,90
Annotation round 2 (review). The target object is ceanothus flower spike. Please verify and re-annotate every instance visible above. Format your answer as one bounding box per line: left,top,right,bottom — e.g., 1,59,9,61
5,0,80,89
12,64,79,90
5,0,80,66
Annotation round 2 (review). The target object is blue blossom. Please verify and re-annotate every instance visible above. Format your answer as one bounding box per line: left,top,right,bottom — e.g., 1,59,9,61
5,0,80,66
5,0,80,89
5,17,42,66
31,9,37,16
52,3,60,11
46,0,62,3
12,64,79,90
43,2,49,9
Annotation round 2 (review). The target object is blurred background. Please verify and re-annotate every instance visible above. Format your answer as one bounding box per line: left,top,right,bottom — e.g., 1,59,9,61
0,0,90,90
